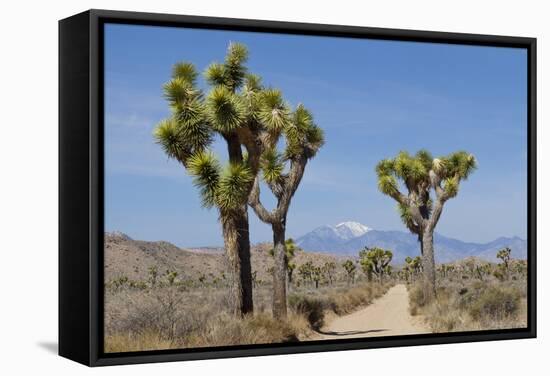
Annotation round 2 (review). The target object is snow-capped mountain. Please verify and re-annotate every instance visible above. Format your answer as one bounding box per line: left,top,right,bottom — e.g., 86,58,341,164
295,222,527,263
334,221,371,240
295,221,371,251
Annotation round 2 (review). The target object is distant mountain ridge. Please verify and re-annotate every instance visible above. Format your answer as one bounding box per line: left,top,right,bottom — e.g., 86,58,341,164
295,221,527,263
104,232,347,283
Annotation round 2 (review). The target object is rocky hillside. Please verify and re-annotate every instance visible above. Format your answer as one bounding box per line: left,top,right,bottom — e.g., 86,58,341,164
104,232,346,285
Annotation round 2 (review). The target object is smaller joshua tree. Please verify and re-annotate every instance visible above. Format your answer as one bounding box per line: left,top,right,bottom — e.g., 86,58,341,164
342,259,357,285
248,104,324,319
312,266,322,289
322,261,337,285
269,238,298,291
405,256,422,283
148,266,158,287
165,270,178,286
376,150,476,298
298,261,314,287
359,247,393,283
497,247,512,279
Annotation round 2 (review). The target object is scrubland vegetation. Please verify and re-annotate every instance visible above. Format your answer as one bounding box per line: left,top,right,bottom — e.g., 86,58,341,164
104,269,392,352
407,256,527,332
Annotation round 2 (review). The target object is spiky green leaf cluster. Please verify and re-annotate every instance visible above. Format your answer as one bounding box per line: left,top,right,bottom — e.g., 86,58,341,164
216,162,254,211
397,202,416,231
284,104,324,159
257,89,290,132
172,62,198,84
441,151,477,180
204,42,249,91
163,77,200,107
156,62,212,162
187,151,221,208
206,86,246,133
244,73,262,92
154,119,191,161
224,42,249,91
377,174,399,197
260,148,284,184
443,175,459,198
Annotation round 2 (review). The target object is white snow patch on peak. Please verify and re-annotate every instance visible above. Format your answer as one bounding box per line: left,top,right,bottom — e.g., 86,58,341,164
335,221,371,238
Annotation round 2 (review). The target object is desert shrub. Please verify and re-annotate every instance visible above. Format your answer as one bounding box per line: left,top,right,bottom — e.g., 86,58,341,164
186,313,300,347
411,278,526,332
288,294,325,330
288,282,393,330
408,283,431,315
468,286,520,321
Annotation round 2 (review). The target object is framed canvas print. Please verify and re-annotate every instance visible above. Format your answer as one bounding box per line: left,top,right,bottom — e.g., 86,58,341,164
59,9,536,366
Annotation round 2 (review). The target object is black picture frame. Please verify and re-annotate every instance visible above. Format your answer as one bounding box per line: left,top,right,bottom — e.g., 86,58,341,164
59,9,537,367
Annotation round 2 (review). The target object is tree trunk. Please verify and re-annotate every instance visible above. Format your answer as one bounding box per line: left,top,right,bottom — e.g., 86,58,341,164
421,230,437,300
222,134,253,317
223,211,253,317
272,223,287,319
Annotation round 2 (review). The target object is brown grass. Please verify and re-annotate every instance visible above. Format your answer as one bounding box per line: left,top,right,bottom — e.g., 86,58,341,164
104,281,392,352
408,278,527,333
288,282,393,330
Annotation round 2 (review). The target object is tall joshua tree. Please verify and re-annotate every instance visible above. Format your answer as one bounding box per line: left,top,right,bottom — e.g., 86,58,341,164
376,150,476,298
154,43,292,316
248,105,324,319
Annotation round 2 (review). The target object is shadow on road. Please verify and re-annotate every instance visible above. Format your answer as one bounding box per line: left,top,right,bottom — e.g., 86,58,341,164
316,329,388,336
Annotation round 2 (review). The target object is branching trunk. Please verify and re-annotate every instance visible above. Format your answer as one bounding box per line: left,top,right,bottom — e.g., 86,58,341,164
272,223,287,319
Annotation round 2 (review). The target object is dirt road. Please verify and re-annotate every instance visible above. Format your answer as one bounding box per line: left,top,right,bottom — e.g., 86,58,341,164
316,284,430,340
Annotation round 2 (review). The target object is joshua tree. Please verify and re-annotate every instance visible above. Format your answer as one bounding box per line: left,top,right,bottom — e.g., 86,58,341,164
438,263,454,279
342,259,357,285
155,43,298,316
165,270,178,286
404,256,422,283
148,266,158,287
248,105,324,319
474,263,490,281
312,266,322,289
298,261,314,286
376,150,476,298
359,247,393,283
287,262,296,285
512,260,527,279
322,261,337,285
497,247,512,279
251,270,259,288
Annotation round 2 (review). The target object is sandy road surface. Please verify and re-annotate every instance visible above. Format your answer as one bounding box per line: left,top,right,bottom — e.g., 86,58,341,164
316,284,430,340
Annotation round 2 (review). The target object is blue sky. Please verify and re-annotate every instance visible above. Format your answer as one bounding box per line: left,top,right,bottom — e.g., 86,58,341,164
104,23,527,247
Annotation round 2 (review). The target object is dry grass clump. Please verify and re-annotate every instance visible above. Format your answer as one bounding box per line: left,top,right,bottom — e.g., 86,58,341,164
105,312,309,353
105,284,315,352
288,282,393,330
408,279,526,332
185,312,309,347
